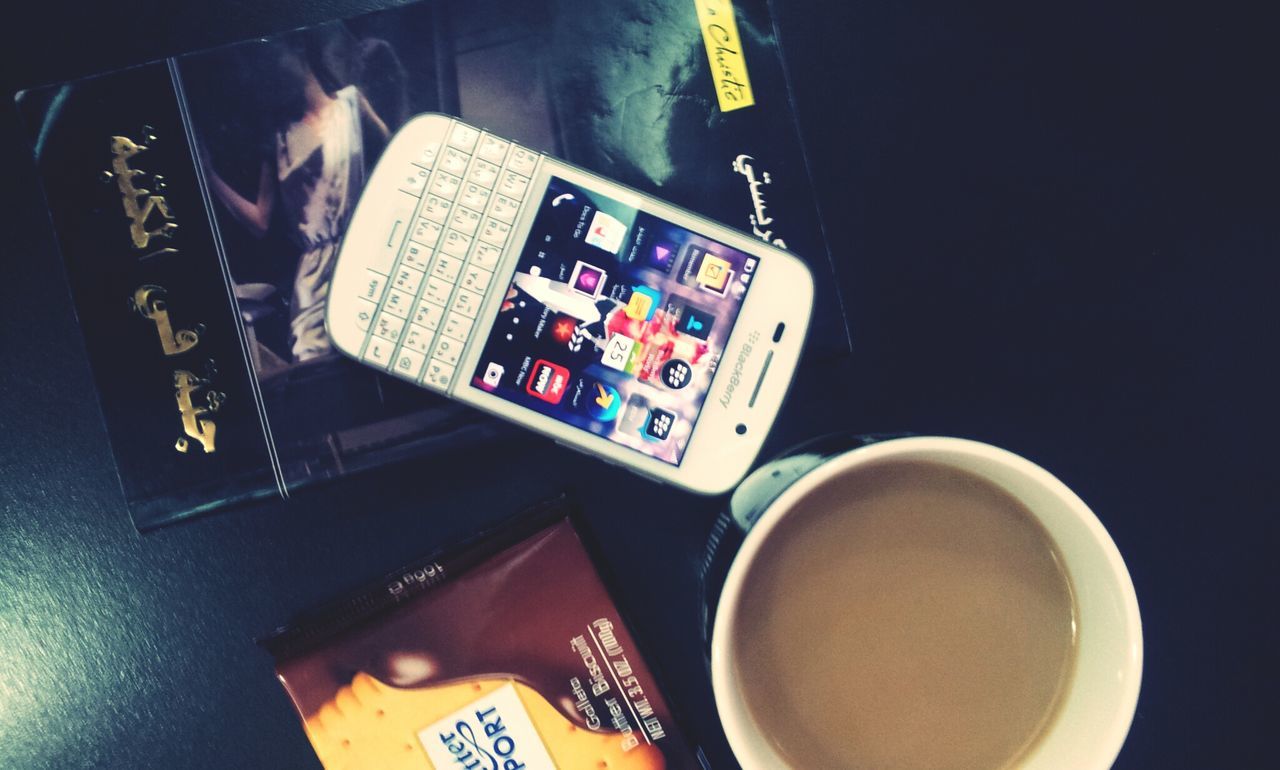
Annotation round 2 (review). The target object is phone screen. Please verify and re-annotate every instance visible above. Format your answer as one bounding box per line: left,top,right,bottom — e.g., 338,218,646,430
469,176,759,465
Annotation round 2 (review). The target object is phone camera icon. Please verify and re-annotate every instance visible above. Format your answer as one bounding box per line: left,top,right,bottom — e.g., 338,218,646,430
482,362,505,387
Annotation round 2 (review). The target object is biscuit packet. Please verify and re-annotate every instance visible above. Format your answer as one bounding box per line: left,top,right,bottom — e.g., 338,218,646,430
263,498,702,769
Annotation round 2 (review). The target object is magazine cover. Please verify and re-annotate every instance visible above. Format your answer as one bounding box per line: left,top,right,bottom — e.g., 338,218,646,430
16,0,849,529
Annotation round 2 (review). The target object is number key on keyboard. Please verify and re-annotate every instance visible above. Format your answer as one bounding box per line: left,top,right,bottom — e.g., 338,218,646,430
460,182,491,211
497,170,529,201
468,159,500,189
403,323,433,354
411,218,441,248
431,335,462,366
392,266,423,295
440,230,472,259
450,288,483,319
449,206,481,237
489,194,520,224
423,195,453,224
403,241,432,272
429,172,462,200
479,218,512,249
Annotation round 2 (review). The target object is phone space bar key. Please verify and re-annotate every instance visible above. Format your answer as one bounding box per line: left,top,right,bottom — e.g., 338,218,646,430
368,191,420,274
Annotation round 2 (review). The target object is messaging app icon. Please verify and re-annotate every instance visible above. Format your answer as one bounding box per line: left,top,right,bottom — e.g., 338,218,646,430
625,285,661,321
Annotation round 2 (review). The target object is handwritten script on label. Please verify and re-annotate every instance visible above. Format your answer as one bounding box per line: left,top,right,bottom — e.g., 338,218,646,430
694,0,755,112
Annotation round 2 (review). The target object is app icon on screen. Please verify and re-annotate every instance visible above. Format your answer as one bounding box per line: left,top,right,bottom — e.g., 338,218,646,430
585,380,622,422
569,261,608,299
660,359,692,389
620,394,650,433
646,241,678,273
696,253,735,296
601,333,637,372
526,359,570,404
482,362,505,387
584,210,627,254
677,304,716,341
625,285,661,321
644,408,676,441
549,314,579,344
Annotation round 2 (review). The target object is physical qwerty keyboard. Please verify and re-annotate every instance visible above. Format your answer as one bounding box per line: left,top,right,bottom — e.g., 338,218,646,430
345,118,540,391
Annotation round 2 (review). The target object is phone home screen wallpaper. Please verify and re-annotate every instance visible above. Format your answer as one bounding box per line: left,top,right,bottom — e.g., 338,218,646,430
470,177,758,464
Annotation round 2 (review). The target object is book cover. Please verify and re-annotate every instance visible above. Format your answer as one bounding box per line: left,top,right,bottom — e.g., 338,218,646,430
16,0,849,529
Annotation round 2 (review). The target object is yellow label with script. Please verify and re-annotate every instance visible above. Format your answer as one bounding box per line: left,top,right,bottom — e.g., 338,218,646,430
694,0,755,112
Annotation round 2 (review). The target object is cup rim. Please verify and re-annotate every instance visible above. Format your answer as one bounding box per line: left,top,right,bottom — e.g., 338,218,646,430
709,435,1143,769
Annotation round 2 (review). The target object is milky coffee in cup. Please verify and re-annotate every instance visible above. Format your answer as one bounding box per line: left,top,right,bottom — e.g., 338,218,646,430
711,438,1142,770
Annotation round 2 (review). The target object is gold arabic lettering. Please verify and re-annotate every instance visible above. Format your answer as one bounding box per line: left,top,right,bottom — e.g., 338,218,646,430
173,368,224,454
129,284,202,356
107,134,178,250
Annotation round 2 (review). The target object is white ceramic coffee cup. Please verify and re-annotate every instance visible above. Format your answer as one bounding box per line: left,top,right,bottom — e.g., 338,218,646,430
711,436,1143,769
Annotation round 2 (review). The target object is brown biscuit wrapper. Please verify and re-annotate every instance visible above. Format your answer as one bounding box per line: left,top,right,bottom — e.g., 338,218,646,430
264,498,701,769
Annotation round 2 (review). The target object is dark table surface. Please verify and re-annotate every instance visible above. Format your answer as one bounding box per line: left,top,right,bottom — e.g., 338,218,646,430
0,1,1272,768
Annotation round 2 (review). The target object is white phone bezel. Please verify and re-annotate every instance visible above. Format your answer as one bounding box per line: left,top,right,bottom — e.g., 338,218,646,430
449,157,814,495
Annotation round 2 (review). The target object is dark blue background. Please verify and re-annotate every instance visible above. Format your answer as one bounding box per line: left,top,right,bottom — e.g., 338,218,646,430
0,1,1272,768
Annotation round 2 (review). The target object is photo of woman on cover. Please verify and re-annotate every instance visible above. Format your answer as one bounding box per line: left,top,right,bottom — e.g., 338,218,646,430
200,36,391,362
176,9,506,487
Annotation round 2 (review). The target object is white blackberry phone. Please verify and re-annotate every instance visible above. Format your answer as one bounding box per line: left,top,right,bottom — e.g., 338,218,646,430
326,113,813,494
